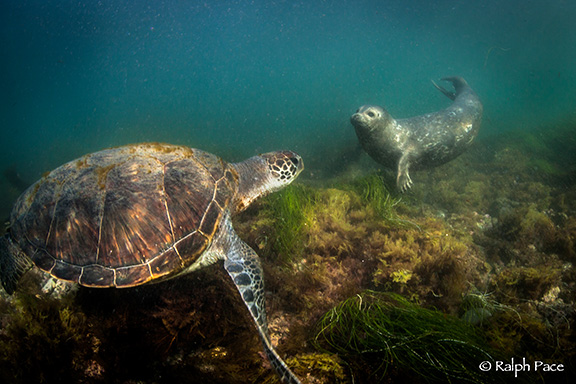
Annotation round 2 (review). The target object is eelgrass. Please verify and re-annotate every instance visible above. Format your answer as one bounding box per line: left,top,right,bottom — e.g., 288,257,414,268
347,174,416,229
266,183,315,260
313,291,501,383
356,174,399,219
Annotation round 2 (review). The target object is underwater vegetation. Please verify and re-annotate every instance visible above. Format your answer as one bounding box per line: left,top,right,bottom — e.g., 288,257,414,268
344,173,403,224
246,174,405,262
313,291,500,384
237,131,575,381
259,184,315,260
239,172,484,312
0,266,273,384
1,119,576,383
0,275,93,383
402,121,576,381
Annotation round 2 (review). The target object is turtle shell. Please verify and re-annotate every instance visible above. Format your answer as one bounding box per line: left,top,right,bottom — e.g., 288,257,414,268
9,143,238,288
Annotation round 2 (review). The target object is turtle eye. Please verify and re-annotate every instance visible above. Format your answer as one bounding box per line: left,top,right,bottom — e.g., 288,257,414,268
289,157,299,166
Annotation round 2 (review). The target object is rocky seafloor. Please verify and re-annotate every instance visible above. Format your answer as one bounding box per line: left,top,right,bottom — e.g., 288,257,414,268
1,120,575,384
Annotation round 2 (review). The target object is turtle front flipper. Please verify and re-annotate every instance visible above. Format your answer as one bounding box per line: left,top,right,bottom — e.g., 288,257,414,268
0,235,33,294
223,230,301,384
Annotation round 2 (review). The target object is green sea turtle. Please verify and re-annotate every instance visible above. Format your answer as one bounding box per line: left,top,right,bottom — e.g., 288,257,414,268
0,142,304,384
351,76,483,192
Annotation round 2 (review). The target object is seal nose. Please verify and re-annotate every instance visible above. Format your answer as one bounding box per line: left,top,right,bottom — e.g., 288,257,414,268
351,105,377,122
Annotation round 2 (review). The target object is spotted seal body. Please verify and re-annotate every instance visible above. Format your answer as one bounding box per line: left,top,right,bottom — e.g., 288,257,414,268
351,77,483,191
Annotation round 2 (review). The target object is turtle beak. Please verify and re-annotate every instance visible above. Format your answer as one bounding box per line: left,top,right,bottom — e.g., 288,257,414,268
286,151,304,176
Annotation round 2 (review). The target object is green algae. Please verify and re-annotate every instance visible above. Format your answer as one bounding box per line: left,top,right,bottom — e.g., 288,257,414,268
255,173,416,265
494,266,562,301
2,117,576,384
350,173,400,220
312,291,500,383
287,353,349,384
369,217,475,307
264,183,316,260
390,268,413,284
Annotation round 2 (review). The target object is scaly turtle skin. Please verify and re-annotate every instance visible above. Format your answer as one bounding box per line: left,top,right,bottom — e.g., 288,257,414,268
0,142,304,384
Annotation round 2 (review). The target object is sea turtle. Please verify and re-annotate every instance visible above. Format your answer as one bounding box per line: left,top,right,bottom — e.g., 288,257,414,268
0,142,304,384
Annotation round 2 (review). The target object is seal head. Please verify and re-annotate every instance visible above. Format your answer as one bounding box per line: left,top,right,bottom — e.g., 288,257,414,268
351,76,483,192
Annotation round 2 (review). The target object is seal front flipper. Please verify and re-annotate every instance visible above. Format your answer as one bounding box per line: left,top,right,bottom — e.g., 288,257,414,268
396,151,414,192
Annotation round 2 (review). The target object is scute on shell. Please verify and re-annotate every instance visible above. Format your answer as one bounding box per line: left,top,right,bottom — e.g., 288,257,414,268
10,143,238,287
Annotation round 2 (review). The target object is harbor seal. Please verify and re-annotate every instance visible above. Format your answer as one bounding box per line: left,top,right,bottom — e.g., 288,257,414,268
350,76,483,192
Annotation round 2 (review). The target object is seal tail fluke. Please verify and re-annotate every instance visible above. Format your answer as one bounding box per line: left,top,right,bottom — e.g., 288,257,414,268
441,76,470,95
431,79,456,101
0,235,33,294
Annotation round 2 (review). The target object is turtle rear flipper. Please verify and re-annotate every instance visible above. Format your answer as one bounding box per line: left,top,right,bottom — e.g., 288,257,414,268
0,236,33,294
220,218,301,384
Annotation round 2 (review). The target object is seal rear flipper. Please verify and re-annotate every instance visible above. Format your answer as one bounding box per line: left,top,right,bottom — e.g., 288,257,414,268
431,79,456,101
443,76,470,95
0,236,33,294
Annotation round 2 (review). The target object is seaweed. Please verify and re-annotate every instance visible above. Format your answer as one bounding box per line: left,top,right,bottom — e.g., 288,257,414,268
350,173,400,221
262,183,316,261
493,266,562,302
0,281,95,383
312,291,501,383
259,353,350,384
2,116,576,384
459,288,522,326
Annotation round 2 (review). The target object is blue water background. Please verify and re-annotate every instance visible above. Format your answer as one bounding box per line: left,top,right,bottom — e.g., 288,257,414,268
1,0,575,215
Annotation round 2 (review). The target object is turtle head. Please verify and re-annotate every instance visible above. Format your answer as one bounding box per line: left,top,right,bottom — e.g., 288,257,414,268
232,151,304,213
260,151,304,188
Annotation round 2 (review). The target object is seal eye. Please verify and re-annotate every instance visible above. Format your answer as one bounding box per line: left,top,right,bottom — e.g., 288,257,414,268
367,111,375,118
